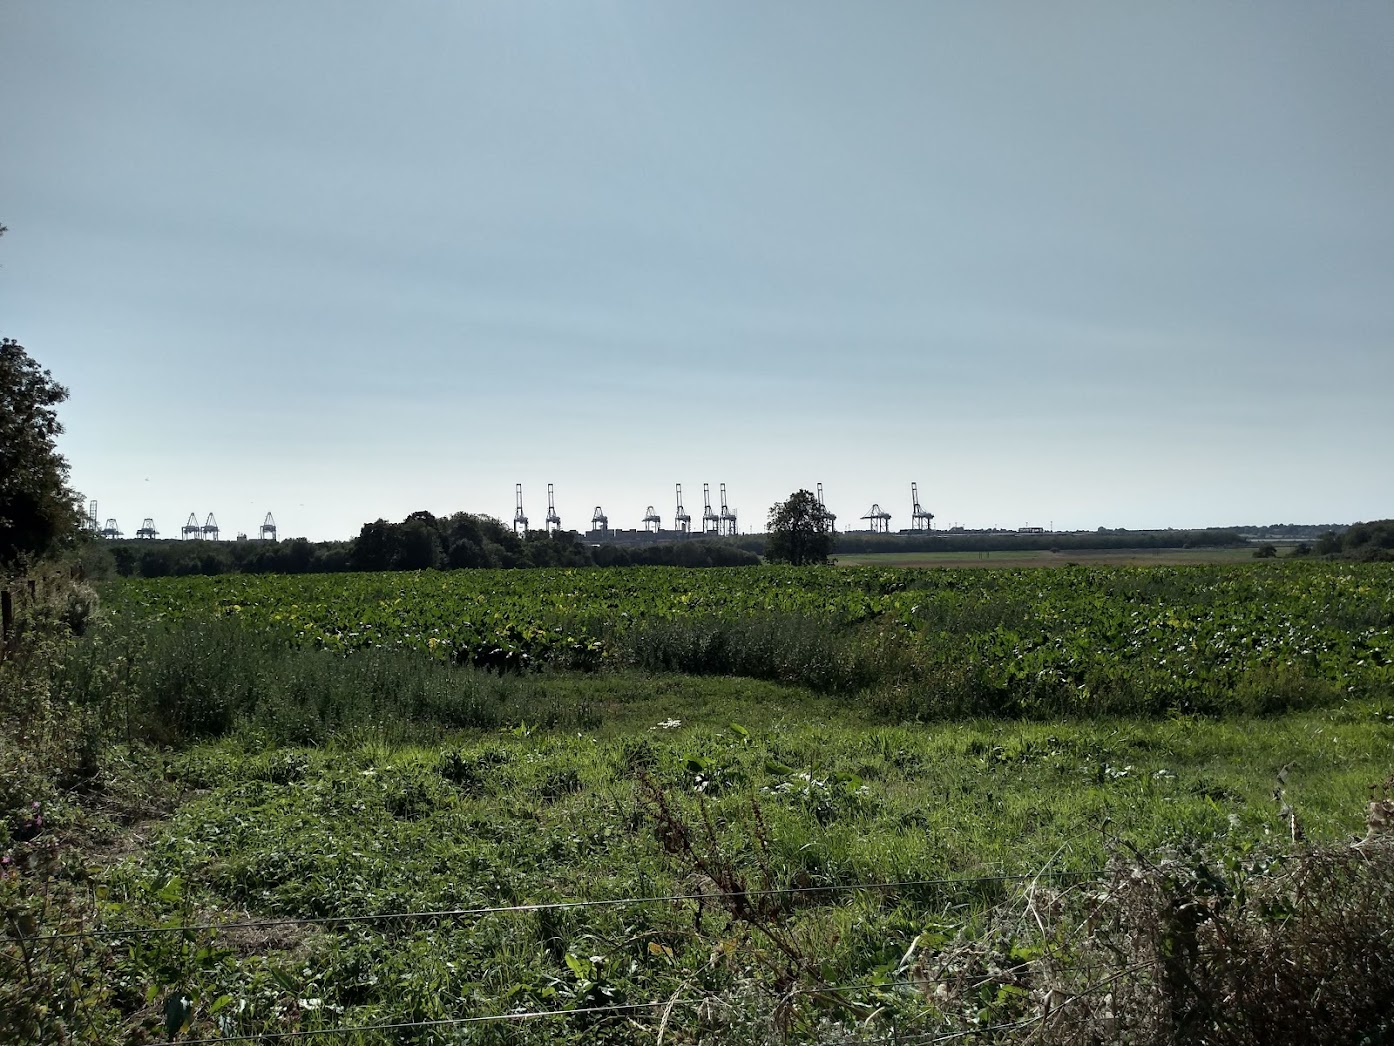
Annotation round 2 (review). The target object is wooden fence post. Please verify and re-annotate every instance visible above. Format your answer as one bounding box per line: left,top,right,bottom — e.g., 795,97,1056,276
1,589,12,661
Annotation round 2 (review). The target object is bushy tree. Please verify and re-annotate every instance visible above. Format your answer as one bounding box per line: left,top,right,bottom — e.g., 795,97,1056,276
0,337,83,566
766,489,834,566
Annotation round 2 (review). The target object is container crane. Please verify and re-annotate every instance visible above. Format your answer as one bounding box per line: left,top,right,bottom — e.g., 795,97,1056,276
545,484,562,534
719,483,737,536
702,484,720,535
860,504,891,534
910,483,934,531
674,484,691,533
817,483,836,530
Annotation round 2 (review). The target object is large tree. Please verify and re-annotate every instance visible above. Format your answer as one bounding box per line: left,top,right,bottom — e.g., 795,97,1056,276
0,337,83,566
766,489,835,566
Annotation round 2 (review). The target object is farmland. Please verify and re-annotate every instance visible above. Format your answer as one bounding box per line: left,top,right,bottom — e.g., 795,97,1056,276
4,561,1394,1043
105,562,1394,718
830,548,1270,568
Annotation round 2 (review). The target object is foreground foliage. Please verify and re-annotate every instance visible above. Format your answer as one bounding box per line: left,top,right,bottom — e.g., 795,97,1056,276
0,338,83,568
4,675,1392,1043
3,562,1392,1042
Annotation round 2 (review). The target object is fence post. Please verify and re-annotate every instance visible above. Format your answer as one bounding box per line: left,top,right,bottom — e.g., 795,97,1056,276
1,589,12,661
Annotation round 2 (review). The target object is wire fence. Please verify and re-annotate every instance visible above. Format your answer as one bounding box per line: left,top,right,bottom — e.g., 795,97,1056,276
12,868,1114,1044
21,868,1106,945
147,977,1086,1046
137,951,1167,1046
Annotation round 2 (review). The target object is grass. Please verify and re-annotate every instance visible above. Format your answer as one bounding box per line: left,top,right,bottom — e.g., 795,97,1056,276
3,564,1393,1043
9,663,1394,1042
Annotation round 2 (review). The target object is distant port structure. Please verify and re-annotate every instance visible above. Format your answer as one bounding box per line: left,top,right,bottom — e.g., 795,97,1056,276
83,479,951,546
544,481,751,545
556,480,937,543
87,502,280,542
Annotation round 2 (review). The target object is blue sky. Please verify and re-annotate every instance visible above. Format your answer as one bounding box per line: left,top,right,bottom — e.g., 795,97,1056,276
3,3,1391,540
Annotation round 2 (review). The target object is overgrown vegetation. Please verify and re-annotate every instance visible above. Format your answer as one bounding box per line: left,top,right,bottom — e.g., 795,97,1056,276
3,562,1392,1043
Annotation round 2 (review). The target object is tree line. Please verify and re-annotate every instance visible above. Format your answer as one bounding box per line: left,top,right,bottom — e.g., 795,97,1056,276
97,511,759,578
1311,521,1394,561
737,525,1251,559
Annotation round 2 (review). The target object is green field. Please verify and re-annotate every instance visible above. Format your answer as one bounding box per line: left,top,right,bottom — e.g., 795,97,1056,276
832,547,1271,568
4,562,1393,1043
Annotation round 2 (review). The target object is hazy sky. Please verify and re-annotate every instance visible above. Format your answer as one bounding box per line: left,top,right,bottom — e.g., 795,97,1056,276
3,3,1391,540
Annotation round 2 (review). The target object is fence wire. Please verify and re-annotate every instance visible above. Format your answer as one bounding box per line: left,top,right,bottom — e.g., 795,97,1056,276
22,868,1104,945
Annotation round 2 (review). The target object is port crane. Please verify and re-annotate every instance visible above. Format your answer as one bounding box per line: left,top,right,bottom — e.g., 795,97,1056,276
545,484,562,534
719,483,737,536
860,504,891,534
910,483,934,530
674,484,691,533
702,484,720,535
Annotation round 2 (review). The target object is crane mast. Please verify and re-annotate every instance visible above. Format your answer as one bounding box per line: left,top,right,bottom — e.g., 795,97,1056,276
719,483,737,536
546,483,562,534
702,483,720,534
674,484,691,533
817,483,836,530
910,482,934,531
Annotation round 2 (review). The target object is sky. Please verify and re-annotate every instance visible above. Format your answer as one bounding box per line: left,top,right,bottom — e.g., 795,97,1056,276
2,2,1391,541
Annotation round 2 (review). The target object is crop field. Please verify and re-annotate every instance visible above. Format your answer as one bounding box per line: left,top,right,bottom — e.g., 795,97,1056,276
5,561,1394,1043
106,562,1394,717
830,548,1270,568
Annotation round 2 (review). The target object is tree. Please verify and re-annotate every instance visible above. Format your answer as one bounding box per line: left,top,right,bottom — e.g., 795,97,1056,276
766,489,835,566
0,337,83,567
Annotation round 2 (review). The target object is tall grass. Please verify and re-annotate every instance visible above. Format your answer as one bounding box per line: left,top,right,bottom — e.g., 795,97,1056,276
3,613,593,768
608,612,1351,721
